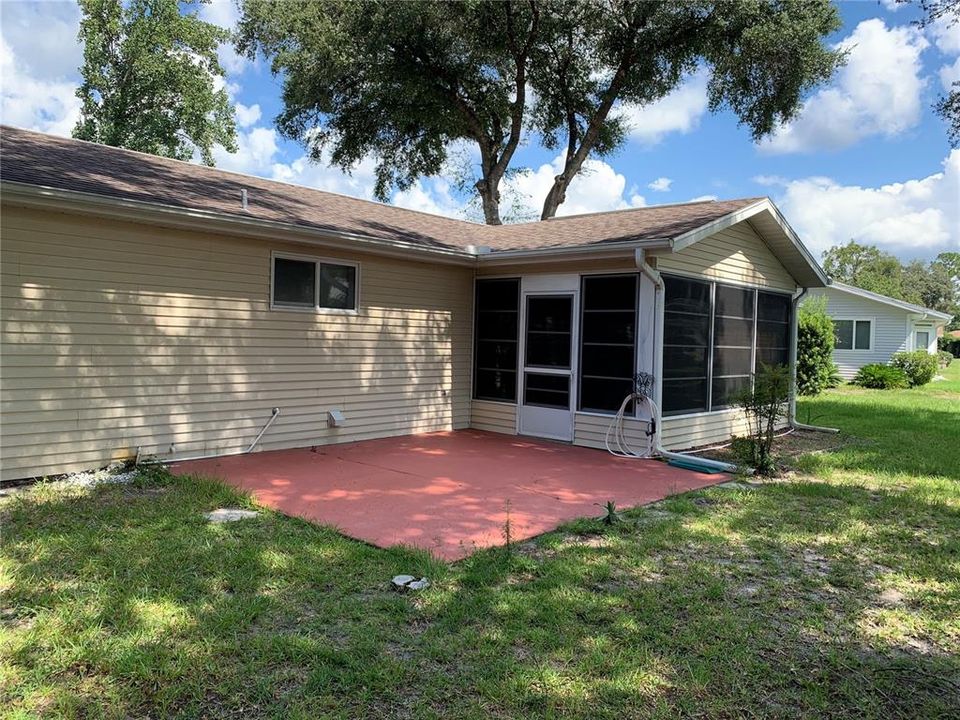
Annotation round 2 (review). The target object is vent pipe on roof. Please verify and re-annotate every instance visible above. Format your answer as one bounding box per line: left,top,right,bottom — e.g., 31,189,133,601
466,245,492,255
241,188,248,210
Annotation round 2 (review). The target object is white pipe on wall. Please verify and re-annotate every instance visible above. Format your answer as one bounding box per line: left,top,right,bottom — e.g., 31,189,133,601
247,407,281,453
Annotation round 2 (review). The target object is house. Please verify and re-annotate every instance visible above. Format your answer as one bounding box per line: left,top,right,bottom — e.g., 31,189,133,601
807,282,952,379
0,126,828,482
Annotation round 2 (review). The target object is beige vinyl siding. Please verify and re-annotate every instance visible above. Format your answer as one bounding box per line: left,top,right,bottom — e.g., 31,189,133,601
655,220,797,292
574,412,640,451
470,400,517,435
576,410,785,452
0,206,473,481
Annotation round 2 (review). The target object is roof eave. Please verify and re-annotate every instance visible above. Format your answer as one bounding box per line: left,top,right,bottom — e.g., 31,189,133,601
0,181,479,266
670,198,829,288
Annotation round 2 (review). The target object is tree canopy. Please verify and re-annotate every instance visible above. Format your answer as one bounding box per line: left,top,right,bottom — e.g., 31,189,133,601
907,0,960,146
823,241,960,327
74,0,237,165
236,0,843,224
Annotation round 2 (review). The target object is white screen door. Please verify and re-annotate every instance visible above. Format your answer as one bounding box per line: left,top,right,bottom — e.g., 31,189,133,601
518,293,575,441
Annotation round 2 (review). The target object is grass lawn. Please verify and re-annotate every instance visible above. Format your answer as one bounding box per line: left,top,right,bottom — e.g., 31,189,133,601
2,365,959,718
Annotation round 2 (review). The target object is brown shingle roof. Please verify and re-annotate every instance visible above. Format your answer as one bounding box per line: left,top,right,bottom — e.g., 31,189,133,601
0,126,762,253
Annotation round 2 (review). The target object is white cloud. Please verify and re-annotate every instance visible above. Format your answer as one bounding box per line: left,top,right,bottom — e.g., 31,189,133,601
235,102,262,128
213,126,280,174
0,1,82,81
930,15,960,55
617,69,709,144
502,155,646,218
772,151,960,259
761,19,929,154
0,2,82,136
687,194,718,203
198,0,250,76
393,179,463,217
0,36,81,137
942,56,960,91
648,177,672,192
752,174,788,187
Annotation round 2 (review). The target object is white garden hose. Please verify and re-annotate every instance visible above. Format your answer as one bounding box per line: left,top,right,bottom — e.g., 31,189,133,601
605,390,737,473
604,392,656,458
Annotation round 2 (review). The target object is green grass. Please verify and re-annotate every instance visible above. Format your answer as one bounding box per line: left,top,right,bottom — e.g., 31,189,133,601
3,365,959,718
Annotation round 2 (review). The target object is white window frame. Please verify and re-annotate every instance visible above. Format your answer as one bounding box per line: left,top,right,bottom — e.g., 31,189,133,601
833,318,873,352
914,328,931,352
270,250,360,314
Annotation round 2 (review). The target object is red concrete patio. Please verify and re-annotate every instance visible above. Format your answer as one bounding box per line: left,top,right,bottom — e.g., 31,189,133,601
173,430,725,561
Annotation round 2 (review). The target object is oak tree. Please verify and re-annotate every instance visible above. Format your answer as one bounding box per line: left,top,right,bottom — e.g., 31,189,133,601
237,0,843,224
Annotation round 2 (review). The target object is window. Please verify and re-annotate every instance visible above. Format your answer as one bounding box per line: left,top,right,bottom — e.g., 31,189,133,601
662,276,711,415
271,254,358,311
712,284,754,409
474,278,520,401
834,319,871,350
756,291,791,368
662,275,792,416
579,274,638,413
916,330,930,350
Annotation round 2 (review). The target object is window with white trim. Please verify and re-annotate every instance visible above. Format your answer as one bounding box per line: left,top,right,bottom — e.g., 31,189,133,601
834,319,870,350
916,330,930,350
272,254,358,311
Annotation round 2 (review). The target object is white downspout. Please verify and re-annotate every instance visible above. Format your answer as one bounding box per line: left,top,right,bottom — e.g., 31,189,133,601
635,250,737,474
788,288,839,434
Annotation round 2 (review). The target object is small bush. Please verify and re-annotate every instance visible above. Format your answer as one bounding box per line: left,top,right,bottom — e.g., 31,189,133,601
937,350,953,368
796,297,838,397
853,364,909,389
735,364,791,476
939,335,960,358
891,350,938,386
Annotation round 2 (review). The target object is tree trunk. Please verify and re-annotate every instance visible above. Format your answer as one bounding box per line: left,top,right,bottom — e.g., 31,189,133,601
540,175,568,220
476,178,503,225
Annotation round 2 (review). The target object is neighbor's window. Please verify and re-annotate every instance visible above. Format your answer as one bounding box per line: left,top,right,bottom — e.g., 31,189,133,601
916,330,930,350
579,274,638,413
473,278,520,402
834,319,871,350
662,275,793,416
272,255,358,311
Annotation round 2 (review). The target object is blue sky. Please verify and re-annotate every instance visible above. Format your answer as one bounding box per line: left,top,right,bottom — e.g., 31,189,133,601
2,0,957,260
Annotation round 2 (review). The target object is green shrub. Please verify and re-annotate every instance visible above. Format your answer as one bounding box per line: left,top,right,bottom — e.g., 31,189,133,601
735,364,791,476
938,350,953,368
891,350,938,386
853,364,910,389
796,297,838,396
939,335,960,358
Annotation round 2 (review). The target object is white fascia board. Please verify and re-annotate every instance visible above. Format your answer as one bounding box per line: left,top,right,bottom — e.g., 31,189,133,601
1,181,478,266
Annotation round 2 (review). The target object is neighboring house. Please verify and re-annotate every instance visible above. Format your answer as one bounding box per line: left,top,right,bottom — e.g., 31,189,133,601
808,282,952,379
0,127,828,481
